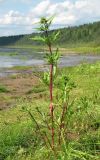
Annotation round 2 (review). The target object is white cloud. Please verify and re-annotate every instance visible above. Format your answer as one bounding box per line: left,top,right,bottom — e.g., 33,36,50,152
75,0,87,9
30,0,100,25
1,0,100,25
31,0,50,17
0,0,100,36
0,10,25,25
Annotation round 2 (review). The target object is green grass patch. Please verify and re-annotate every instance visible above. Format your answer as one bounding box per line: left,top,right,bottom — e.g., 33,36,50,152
27,84,47,94
12,65,32,71
0,52,19,56
0,62,100,159
70,46,100,54
0,85,9,93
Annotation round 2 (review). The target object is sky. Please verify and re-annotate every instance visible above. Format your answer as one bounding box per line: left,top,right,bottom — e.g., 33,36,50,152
0,0,100,36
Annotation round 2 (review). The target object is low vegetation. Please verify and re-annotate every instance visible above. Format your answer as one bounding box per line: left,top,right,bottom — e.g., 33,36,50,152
0,17,100,160
0,52,19,56
0,62,100,160
0,84,9,93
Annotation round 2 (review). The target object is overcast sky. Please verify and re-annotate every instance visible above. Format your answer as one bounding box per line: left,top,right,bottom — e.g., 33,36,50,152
0,0,100,36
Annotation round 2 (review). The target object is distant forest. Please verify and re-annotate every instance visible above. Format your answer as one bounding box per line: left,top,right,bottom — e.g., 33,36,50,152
0,21,100,47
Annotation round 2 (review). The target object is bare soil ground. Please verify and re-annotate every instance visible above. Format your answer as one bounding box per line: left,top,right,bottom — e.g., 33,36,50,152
0,73,39,110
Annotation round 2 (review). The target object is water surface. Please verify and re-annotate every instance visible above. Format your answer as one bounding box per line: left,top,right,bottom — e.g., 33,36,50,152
0,47,100,77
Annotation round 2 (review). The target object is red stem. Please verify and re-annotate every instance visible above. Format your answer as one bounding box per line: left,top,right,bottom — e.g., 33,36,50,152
45,26,54,149
48,45,54,149
49,62,54,149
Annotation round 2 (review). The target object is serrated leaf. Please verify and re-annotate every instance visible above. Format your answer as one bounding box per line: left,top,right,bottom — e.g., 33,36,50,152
42,72,50,85
36,26,45,31
30,36,45,42
53,31,60,41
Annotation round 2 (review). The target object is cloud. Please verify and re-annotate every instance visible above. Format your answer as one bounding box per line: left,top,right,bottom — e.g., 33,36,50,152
31,0,50,17
0,10,25,25
0,0,100,36
1,0,100,25
30,0,100,25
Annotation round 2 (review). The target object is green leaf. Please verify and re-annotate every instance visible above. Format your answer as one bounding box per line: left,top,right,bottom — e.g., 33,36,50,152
47,15,55,24
53,31,60,41
30,36,45,42
53,65,57,76
42,72,50,85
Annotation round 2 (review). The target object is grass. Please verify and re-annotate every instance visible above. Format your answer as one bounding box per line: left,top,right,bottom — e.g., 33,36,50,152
67,46,100,54
0,85,9,93
27,84,47,94
12,65,33,71
0,52,19,56
6,45,44,52
5,44,100,55
0,62,100,159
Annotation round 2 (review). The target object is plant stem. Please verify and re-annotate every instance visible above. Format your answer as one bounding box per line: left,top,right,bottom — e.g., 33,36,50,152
27,110,48,149
49,64,54,149
44,24,54,149
49,49,54,149
44,132,57,159
58,102,67,145
36,107,51,130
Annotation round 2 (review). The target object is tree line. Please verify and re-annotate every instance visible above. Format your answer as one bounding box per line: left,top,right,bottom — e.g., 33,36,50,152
0,21,100,47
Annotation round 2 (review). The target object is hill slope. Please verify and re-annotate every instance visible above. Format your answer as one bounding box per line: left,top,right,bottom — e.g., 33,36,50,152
0,21,100,48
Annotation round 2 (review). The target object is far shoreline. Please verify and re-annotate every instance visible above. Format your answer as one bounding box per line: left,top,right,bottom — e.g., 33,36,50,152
0,45,100,55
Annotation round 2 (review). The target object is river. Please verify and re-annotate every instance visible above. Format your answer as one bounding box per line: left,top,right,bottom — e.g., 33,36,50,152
0,47,100,77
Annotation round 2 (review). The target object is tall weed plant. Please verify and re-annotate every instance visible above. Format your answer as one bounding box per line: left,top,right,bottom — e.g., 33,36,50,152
21,17,99,159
